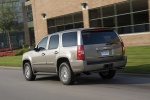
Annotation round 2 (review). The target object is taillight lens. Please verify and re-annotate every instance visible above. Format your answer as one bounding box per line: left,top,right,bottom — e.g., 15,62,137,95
121,42,125,55
77,45,85,60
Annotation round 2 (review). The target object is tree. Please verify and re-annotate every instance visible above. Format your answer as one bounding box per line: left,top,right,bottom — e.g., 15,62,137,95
0,1,23,50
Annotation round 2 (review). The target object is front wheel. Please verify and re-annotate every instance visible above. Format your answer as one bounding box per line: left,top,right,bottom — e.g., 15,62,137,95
99,70,116,79
59,62,74,85
23,62,36,81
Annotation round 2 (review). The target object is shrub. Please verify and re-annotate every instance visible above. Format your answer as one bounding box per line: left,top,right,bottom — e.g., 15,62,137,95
14,48,29,56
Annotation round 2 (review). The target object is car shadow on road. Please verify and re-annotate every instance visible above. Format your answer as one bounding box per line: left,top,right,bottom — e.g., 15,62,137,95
34,73,150,85
35,75,60,82
75,73,150,85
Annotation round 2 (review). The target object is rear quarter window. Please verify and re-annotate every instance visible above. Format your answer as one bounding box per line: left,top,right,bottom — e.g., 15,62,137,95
82,30,120,45
62,32,77,47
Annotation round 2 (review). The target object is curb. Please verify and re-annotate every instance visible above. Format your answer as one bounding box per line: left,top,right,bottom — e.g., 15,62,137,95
0,66,21,70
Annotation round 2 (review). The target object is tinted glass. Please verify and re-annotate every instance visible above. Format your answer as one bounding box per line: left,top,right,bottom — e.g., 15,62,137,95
133,11,149,24
47,19,55,27
118,26,132,34
103,17,115,27
102,5,114,17
56,17,64,25
89,8,101,19
132,0,148,12
48,27,57,34
117,14,131,26
74,12,83,22
49,35,59,49
64,14,73,24
75,22,83,28
134,24,150,33
38,37,48,50
62,32,77,47
57,26,64,32
82,31,120,45
90,19,102,27
116,2,130,15
65,24,73,30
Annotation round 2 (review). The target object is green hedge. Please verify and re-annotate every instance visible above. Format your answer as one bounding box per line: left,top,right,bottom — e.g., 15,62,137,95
14,48,29,56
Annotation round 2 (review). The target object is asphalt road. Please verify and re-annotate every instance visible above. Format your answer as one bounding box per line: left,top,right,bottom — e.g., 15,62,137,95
0,68,150,100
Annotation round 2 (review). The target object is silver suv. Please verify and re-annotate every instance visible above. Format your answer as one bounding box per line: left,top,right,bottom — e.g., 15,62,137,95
22,27,127,85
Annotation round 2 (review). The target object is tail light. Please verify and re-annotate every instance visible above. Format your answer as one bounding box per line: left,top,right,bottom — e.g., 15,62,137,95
77,45,85,60
121,42,125,55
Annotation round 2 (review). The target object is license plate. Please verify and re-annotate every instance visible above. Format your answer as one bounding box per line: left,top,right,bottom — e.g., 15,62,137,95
101,50,109,56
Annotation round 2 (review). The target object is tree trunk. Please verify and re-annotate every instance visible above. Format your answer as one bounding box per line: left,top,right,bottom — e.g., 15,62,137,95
6,32,12,51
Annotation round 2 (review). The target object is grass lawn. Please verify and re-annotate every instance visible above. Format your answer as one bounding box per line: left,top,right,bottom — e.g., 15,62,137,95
0,46,150,74
124,46,150,74
0,56,22,67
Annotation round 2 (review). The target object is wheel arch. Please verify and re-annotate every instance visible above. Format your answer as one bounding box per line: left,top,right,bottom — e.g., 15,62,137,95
56,57,71,75
22,58,34,74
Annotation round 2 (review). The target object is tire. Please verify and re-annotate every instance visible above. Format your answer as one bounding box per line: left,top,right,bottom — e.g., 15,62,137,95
59,62,74,85
23,62,36,81
99,70,116,79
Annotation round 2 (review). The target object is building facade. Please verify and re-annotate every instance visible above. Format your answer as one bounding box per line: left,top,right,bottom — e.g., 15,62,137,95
23,0,150,46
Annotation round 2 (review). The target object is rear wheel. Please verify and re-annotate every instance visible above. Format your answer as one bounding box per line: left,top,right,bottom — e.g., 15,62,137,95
23,62,36,81
59,62,74,85
99,70,116,79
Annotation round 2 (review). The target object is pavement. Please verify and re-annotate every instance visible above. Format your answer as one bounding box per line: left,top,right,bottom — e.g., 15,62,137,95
0,68,150,100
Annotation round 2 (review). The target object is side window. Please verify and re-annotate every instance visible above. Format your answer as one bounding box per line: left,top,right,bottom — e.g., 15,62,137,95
49,35,59,49
62,32,77,47
37,37,48,50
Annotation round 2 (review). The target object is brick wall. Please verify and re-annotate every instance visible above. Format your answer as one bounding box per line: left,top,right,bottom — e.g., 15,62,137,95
120,32,150,46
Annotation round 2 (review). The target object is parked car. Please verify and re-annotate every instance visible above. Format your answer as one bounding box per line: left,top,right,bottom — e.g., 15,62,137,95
22,27,127,85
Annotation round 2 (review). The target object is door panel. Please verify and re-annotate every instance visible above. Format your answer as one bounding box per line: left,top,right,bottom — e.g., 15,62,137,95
46,34,59,73
32,36,48,72
46,49,59,73
32,50,47,72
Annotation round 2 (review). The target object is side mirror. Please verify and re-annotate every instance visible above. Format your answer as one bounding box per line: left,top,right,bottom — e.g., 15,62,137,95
34,47,39,52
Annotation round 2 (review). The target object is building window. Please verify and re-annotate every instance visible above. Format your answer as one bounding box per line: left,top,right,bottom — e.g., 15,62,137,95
56,16,64,25
89,8,101,19
90,19,102,27
47,19,55,27
64,14,73,24
102,5,114,17
26,5,33,22
132,0,148,12
117,14,131,26
47,12,83,34
89,0,149,34
133,11,149,24
134,24,150,33
103,17,115,27
116,2,130,15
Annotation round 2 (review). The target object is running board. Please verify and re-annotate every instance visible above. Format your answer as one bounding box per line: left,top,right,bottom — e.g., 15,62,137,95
34,72,57,75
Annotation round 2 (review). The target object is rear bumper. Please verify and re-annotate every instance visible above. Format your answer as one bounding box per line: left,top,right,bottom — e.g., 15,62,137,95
70,56,127,73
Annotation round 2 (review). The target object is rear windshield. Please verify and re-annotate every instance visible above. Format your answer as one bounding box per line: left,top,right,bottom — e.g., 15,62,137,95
82,30,120,45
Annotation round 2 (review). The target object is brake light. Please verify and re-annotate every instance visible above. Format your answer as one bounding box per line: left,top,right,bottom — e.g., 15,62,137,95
121,42,125,55
77,45,85,60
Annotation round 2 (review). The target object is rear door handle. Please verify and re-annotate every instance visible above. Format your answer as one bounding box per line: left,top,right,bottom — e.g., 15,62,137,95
54,51,59,54
42,53,45,56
